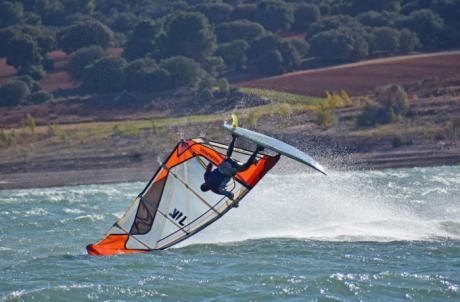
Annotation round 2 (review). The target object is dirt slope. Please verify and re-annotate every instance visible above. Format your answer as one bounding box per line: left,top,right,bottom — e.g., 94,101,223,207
238,51,460,96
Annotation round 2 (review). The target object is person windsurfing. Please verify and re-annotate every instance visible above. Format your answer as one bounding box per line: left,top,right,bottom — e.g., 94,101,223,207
200,134,263,207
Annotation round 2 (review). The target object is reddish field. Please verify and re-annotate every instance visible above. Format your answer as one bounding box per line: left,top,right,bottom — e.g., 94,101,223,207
237,51,460,97
0,48,123,92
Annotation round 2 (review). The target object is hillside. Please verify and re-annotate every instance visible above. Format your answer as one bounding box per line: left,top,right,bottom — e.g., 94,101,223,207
1,64,459,190
238,51,460,96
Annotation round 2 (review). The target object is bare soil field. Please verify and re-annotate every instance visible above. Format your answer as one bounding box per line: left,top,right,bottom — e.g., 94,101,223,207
238,51,460,97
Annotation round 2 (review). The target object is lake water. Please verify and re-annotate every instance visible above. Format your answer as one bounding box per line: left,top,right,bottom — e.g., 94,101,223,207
1,165,459,301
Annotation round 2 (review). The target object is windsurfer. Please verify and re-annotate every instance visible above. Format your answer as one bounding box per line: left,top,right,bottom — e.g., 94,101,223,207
200,134,263,207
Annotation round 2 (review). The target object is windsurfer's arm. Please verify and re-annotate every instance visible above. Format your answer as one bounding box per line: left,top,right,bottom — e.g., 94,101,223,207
226,134,237,158
205,163,213,174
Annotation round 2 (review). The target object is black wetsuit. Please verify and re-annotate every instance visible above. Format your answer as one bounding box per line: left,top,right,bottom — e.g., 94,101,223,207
203,136,260,199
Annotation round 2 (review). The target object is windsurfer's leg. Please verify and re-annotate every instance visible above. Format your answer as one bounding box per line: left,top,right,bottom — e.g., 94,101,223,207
237,145,264,172
217,185,234,200
227,134,237,158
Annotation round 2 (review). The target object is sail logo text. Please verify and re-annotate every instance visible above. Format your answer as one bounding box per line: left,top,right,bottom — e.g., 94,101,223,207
169,208,187,226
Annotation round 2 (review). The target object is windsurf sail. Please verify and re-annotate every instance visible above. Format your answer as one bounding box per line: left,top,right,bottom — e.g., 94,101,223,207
87,138,279,256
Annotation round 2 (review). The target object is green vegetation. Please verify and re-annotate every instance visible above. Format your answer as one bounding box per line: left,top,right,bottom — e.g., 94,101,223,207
0,0,459,107
0,80,30,107
240,87,322,105
356,85,409,128
58,21,113,54
25,113,35,134
67,46,105,81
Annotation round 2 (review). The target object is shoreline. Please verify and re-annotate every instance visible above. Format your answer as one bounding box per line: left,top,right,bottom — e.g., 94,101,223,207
2,148,459,191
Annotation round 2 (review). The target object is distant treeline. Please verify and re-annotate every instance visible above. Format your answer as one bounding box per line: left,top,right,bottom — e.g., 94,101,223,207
1,0,459,106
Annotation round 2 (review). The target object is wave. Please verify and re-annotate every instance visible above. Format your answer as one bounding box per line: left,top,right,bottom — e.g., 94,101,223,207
179,167,460,246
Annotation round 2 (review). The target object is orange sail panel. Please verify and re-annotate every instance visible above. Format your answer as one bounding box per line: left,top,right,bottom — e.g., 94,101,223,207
87,138,279,256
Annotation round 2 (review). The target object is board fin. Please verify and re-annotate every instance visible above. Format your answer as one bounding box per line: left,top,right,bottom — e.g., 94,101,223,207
231,114,238,128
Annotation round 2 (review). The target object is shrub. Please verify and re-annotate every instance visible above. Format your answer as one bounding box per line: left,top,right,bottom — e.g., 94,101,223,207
0,80,31,107
25,113,35,133
392,136,403,148
276,103,292,119
246,111,259,128
377,85,408,115
355,104,380,127
67,46,105,81
315,103,337,128
0,129,16,146
26,90,52,104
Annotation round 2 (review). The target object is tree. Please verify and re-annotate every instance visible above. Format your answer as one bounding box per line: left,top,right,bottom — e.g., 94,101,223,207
401,9,444,47
292,4,321,31
309,28,368,62
231,4,257,21
398,28,421,53
202,56,225,76
159,56,204,89
368,27,400,55
61,0,95,15
110,12,139,33
0,81,31,107
278,41,301,72
83,57,126,92
0,1,23,27
308,15,360,36
358,11,397,27
58,21,114,54
34,0,66,26
5,34,43,71
124,58,160,92
247,34,283,65
19,25,55,55
215,20,266,43
216,40,249,70
162,12,216,62
246,34,302,75
0,28,18,57
23,12,41,25
258,50,284,75
256,0,294,32
350,0,400,15
194,3,233,25
288,39,310,57
123,20,163,61
26,90,53,104
67,46,106,81
14,75,41,92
